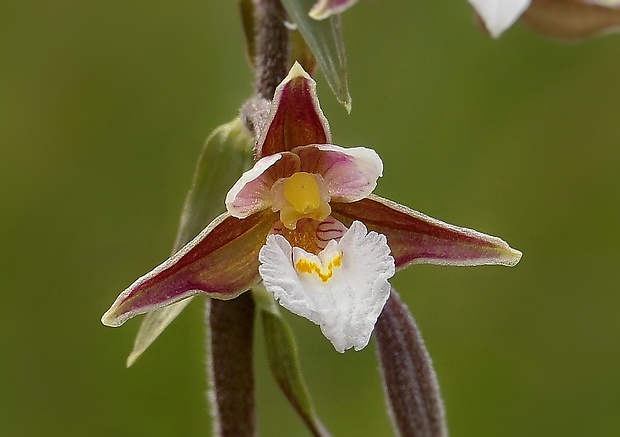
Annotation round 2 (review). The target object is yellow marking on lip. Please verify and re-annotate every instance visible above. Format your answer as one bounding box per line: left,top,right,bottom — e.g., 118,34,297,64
295,252,343,283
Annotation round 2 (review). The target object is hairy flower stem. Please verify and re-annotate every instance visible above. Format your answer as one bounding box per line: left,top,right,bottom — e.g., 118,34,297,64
254,0,289,100
375,289,448,437
207,294,257,437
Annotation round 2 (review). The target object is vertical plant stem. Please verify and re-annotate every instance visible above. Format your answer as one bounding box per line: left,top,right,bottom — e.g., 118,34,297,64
254,0,289,99
207,294,257,437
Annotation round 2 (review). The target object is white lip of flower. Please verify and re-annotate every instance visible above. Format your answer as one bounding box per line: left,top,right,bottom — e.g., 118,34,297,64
258,220,395,353
468,0,531,38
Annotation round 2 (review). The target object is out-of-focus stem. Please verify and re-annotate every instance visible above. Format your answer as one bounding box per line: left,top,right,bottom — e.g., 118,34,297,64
254,0,289,100
375,289,448,437
207,294,256,437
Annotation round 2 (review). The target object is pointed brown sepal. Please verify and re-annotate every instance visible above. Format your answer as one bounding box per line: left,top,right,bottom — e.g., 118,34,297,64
256,62,331,158
522,0,620,40
101,210,277,327
332,195,522,270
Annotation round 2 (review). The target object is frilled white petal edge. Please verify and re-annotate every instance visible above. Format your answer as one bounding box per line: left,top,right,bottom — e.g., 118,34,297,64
225,153,282,218
469,0,531,38
295,144,383,203
258,220,395,353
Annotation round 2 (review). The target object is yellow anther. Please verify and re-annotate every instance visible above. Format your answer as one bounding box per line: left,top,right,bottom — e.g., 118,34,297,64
284,172,321,213
272,172,331,230
295,253,343,283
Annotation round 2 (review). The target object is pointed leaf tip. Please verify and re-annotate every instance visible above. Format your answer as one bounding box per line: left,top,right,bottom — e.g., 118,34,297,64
125,299,193,367
280,0,351,110
121,117,255,365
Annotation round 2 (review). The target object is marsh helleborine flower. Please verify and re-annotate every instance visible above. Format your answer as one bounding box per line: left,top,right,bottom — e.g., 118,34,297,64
102,63,522,352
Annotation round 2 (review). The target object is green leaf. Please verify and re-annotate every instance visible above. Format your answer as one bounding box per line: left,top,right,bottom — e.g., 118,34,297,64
254,288,330,437
126,300,192,367
280,0,351,112
126,117,254,367
172,117,255,250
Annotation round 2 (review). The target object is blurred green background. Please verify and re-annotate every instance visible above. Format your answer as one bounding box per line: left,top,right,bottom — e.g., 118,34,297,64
2,1,619,436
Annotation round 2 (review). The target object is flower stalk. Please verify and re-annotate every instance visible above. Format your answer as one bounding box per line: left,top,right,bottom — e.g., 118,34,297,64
376,289,447,437
207,295,257,437
208,0,291,435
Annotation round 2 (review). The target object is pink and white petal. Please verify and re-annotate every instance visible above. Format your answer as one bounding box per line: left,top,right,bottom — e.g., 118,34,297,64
332,195,522,270
101,210,277,327
309,0,359,20
226,152,300,218
258,221,395,353
469,0,531,37
295,144,383,203
256,62,331,158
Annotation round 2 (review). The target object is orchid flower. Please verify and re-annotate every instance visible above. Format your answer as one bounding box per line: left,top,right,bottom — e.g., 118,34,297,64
470,0,620,38
101,62,521,353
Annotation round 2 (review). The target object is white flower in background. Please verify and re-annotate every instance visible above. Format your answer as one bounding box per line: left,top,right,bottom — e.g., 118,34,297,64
471,0,620,39
468,0,531,38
